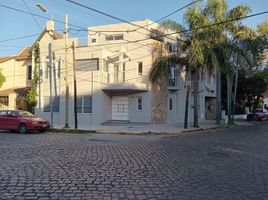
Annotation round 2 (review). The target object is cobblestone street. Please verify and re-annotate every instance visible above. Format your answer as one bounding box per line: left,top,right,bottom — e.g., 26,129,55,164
1,123,268,200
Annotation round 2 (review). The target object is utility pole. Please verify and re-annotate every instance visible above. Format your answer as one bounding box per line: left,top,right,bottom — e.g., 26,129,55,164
48,37,54,127
64,14,70,128
72,41,78,129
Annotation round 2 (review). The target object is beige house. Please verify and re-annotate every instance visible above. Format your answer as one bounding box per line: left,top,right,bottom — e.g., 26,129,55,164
0,47,32,110
0,23,63,112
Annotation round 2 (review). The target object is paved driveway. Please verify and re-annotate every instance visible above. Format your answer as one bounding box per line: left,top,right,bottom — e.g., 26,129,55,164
0,123,268,200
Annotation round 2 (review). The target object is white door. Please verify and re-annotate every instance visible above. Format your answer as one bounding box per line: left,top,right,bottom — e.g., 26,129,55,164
112,96,129,120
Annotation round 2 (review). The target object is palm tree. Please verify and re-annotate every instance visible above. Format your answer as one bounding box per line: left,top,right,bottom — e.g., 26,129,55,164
150,8,209,128
199,0,253,124
150,0,255,127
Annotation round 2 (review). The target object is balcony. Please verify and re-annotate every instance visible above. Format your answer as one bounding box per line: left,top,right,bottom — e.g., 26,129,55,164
167,76,180,91
101,71,148,95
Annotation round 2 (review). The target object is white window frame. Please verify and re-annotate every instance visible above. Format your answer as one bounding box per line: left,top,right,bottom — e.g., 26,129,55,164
138,61,143,76
169,98,173,111
137,97,142,111
43,96,60,113
76,96,92,114
27,64,32,80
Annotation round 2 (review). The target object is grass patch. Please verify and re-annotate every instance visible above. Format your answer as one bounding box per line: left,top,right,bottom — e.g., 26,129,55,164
48,128,96,134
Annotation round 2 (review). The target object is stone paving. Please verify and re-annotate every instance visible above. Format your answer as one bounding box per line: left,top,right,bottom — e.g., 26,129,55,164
0,123,268,199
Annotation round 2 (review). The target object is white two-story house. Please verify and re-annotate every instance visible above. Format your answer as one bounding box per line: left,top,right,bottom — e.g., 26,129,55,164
35,19,216,128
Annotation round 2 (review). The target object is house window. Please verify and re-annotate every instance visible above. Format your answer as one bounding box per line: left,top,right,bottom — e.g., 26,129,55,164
169,98,173,111
105,35,114,41
207,72,211,84
43,96,60,112
105,34,124,41
137,97,142,111
114,35,123,40
76,96,92,114
27,65,32,80
122,62,126,82
0,96,9,109
57,61,61,78
76,58,99,71
138,62,143,75
168,65,179,87
44,62,49,79
91,38,96,43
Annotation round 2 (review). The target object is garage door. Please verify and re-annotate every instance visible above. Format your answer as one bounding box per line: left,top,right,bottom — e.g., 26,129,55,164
112,96,129,120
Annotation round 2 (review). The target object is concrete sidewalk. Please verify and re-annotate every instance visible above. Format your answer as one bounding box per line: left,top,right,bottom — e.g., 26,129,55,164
54,120,255,135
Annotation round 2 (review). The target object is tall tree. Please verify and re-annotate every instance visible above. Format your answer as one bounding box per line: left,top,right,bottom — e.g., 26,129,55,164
27,43,40,114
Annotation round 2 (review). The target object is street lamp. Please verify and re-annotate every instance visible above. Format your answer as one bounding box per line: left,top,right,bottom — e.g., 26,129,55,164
36,4,53,19
36,4,54,128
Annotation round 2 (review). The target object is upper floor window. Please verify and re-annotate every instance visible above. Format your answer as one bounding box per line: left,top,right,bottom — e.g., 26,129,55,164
91,38,96,43
122,62,126,82
44,62,49,79
27,65,32,80
76,58,99,71
105,34,124,41
168,65,179,87
138,62,143,75
167,42,178,53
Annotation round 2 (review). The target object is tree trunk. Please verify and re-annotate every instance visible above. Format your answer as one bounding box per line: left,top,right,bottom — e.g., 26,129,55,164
216,69,221,125
231,65,239,124
192,70,199,127
184,67,191,129
226,74,233,125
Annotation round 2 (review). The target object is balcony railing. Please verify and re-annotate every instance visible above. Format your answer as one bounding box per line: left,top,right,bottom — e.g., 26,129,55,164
167,76,180,90
101,71,148,85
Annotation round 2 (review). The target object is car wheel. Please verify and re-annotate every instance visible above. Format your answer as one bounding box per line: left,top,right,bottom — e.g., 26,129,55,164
18,124,27,134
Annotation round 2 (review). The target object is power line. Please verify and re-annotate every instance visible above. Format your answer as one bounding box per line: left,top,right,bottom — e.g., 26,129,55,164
22,0,42,30
0,33,40,43
65,0,202,37
161,10,268,37
133,0,203,32
0,4,86,31
65,0,149,31
0,3,152,53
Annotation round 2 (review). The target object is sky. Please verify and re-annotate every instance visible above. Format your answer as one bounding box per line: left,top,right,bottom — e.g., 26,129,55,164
0,0,267,57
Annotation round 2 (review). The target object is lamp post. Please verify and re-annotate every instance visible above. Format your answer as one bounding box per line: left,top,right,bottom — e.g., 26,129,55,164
36,4,54,128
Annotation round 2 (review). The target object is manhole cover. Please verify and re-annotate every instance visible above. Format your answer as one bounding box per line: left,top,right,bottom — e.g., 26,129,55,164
208,151,229,158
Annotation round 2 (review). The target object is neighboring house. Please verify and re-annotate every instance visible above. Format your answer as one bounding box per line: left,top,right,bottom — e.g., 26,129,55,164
0,47,32,111
0,21,63,112
33,19,216,128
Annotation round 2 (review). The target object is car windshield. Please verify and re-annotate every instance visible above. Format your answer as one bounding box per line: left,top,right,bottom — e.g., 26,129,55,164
18,111,35,117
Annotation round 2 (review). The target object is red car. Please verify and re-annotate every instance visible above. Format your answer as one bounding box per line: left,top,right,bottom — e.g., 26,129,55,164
0,110,50,134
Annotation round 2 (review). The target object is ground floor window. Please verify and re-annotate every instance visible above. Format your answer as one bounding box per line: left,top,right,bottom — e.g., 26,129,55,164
77,96,92,113
43,96,60,112
137,97,142,111
169,98,173,111
0,96,9,109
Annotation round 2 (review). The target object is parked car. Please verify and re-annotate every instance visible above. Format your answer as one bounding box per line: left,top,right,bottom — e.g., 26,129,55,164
0,110,50,134
247,108,268,121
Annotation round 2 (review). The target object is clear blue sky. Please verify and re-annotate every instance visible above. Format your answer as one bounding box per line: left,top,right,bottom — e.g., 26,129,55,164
0,0,267,56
